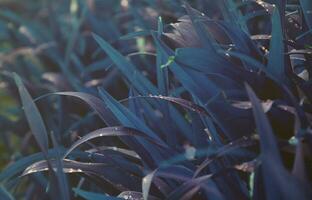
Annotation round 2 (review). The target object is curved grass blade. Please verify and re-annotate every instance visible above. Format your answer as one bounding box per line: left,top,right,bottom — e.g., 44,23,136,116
63,126,169,159
13,73,49,155
152,32,219,101
194,136,257,178
98,89,165,144
0,148,63,182
246,83,283,163
23,159,142,192
142,165,194,200
183,3,216,51
120,30,151,40
246,84,311,200
0,186,15,200
92,33,158,96
35,92,118,126
166,174,222,200
149,95,207,115
22,159,107,176
98,89,170,167
123,95,208,116
0,149,95,184
142,171,155,200
14,73,70,199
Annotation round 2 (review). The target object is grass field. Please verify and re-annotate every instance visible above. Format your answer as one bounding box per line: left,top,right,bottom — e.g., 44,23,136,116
0,0,311,199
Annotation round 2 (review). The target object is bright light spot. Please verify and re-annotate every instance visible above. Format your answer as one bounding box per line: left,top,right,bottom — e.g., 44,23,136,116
70,0,79,14
0,82,8,89
121,0,129,8
184,145,196,160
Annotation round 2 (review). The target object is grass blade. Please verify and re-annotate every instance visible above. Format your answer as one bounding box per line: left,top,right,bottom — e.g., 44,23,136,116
63,126,169,159
93,33,158,95
13,73,49,155
267,8,285,82
246,83,310,200
0,186,15,200
73,188,122,200
299,0,312,29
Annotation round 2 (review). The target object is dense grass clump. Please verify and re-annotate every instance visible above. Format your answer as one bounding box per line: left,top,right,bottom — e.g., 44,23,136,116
0,0,312,199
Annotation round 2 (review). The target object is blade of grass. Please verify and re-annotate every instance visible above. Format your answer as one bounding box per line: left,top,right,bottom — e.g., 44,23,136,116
0,186,15,200
245,83,310,200
299,0,312,29
13,73,49,155
73,188,122,200
267,8,285,82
